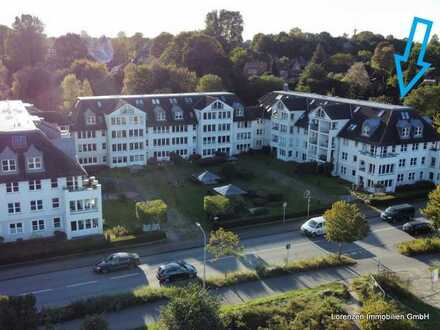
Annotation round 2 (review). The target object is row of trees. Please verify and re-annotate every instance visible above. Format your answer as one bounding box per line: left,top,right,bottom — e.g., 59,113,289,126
1,11,439,114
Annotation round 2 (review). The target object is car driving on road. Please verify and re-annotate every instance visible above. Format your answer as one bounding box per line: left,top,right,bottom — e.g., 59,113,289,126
94,252,141,273
300,216,326,237
380,204,415,223
156,261,197,285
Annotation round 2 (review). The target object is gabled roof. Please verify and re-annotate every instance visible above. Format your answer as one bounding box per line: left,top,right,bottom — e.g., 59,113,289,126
0,130,86,183
72,92,245,130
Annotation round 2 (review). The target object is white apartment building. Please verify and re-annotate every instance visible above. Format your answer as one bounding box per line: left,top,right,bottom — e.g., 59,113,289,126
70,92,262,167
0,101,103,242
259,91,440,193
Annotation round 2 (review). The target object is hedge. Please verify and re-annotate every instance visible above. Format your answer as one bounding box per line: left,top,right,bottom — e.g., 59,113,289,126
205,254,356,288
0,231,166,266
213,206,330,229
397,237,440,255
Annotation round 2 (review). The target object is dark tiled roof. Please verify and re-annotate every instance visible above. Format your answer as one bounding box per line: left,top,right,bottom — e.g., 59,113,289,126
338,108,440,145
234,106,264,122
72,92,245,130
0,130,86,184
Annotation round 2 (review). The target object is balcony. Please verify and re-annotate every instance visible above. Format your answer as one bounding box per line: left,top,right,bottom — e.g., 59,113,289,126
359,151,397,159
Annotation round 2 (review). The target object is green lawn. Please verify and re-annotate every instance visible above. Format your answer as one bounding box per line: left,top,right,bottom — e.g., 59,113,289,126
103,199,138,232
99,154,350,229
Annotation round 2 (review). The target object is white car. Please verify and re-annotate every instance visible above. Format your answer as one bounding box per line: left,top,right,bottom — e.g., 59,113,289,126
300,216,326,237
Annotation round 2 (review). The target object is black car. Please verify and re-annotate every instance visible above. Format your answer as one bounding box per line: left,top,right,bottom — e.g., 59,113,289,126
380,204,415,223
402,219,433,235
156,261,197,284
94,252,141,273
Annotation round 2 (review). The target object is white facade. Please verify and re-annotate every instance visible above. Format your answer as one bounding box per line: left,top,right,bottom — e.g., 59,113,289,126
0,101,103,243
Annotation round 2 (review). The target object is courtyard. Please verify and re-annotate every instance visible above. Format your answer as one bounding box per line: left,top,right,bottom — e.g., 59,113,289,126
99,153,351,239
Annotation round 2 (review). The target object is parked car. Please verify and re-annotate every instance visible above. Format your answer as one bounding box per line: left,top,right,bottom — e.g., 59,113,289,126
94,252,141,273
402,219,433,235
380,204,415,223
300,216,326,237
156,261,197,284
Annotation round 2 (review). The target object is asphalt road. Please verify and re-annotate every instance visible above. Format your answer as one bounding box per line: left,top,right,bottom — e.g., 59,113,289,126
0,212,421,309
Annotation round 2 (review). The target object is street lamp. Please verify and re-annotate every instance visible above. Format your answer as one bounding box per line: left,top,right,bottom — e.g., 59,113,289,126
195,222,207,289
282,201,287,223
304,190,311,217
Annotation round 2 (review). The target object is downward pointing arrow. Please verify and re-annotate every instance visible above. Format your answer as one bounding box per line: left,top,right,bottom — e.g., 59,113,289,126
394,17,433,98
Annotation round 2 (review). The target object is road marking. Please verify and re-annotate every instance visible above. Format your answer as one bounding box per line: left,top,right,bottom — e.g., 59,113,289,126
20,288,53,295
110,273,140,280
66,280,97,288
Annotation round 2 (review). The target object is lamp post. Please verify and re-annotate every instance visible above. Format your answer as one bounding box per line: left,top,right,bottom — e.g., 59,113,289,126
304,190,311,217
282,201,287,223
195,222,207,289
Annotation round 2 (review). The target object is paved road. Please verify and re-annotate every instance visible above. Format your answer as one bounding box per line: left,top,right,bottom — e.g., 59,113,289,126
0,210,423,309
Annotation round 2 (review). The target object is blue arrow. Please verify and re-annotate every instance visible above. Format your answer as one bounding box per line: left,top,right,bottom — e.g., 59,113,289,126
394,17,433,98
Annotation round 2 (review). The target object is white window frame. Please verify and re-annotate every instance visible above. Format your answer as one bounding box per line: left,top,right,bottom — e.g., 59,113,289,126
9,222,23,234
2,159,16,172
27,157,42,170
32,220,45,232
6,182,19,193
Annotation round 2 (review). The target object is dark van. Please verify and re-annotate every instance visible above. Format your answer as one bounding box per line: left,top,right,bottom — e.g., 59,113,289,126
380,204,415,223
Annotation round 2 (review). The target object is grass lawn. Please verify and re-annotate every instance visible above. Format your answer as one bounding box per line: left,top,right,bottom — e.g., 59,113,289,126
99,154,350,229
103,199,138,232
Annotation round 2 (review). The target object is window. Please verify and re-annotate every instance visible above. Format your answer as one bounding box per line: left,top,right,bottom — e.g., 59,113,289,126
410,157,417,166
397,174,404,182
6,182,19,192
156,111,166,121
401,127,410,138
8,202,20,214
52,198,60,208
414,126,422,137
399,159,406,167
86,115,96,125
32,220,45,232
29,180,41,190
401,144,407,152
27,157,42,170
408,172,415,181
51,178,58,188
2,159,16,172
9,223,23,234
412,143,419,151
53,218,61,228
30,200,43,211
174,111,183,120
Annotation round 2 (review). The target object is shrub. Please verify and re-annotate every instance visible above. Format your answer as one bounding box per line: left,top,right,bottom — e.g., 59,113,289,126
204,195,231,217
395,180,435,193
220,163,237,179
80,314,108,330
136,200,168,226
397,237,440,255
0,294,38,330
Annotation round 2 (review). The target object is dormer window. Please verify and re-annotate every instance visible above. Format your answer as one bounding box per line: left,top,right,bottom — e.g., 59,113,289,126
27,157,42,170
86,115,96,125
156,111,166,121
401,127,410,138
362,126,370,137
174,111,183,120
277,102,283,110
414,126,423,137
236,108,244,117
2,159,16,172
212,101,223,109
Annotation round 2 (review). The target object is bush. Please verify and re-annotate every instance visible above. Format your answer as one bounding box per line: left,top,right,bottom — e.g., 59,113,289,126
220,163,237,179
80,314,108,330
397,237,440,255
136,200,168,225
0,294,38,330
395,180,435,193
204,195,231,217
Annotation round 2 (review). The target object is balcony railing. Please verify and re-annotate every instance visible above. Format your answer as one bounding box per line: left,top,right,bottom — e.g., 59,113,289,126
359,151,397,158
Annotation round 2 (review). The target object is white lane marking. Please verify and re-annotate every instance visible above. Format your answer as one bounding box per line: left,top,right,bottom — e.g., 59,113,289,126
66,280,97,288
110,273,140,280
20,288,53,295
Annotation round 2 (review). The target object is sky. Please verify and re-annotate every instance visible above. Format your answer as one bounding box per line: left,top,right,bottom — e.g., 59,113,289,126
1,0,440,41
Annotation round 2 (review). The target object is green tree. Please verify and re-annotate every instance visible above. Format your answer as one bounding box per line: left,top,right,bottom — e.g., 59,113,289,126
247,74,284,101
136,199,168,228
403,84,440,117
182,33,229,77
0,294,38,330
371,41,395,73
5,14,47,72
122,61,197,94
421,185,440,232
205,9,243,52
360,298,413,330
297,63,329,94
80,314,109,330
204,195,231,217
150,32,174,58
159,284,223,330
196,74,224,92
0,62,9,98
11,65,60,110
61,74,82,110
70,59,117,95
324,201,369,258
326,53,354,73
342,62,371,97
81,79,94,96
53,33,88,68
207,228,243,278
310,43,327,65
